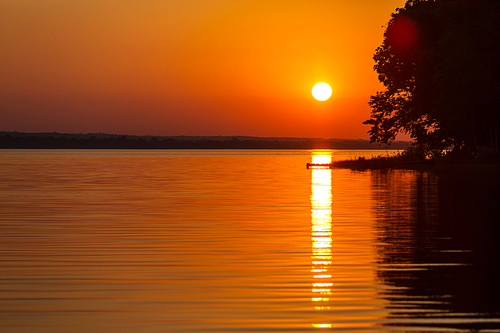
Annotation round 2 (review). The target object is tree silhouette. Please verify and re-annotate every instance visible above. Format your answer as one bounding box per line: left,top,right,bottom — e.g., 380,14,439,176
365,0,500,157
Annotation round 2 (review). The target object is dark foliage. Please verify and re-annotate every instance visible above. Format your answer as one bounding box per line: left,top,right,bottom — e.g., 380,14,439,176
365,0,500,158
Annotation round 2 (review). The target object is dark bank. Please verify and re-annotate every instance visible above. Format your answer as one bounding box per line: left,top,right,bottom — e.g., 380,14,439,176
0,132,410,150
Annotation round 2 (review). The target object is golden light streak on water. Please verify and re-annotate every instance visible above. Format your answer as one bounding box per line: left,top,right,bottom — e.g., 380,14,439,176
310,153,333,329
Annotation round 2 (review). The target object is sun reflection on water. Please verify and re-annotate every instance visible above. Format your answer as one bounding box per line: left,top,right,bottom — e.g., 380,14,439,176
310,153,333,328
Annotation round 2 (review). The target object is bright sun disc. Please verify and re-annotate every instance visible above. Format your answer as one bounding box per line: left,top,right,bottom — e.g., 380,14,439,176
312,83,332,101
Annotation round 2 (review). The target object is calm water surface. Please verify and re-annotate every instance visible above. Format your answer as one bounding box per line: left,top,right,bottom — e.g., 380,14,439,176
1,149,499,333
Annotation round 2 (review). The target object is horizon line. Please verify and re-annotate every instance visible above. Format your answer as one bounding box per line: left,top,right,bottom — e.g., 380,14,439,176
0,131,411,142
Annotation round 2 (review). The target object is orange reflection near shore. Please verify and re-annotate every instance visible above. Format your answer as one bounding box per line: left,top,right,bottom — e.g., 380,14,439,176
310,153,333,327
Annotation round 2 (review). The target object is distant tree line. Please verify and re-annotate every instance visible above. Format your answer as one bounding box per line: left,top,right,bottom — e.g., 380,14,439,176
0,133,409,150
365,0,500,160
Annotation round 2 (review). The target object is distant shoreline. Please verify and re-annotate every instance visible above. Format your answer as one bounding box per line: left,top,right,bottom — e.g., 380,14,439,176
0,132,410,150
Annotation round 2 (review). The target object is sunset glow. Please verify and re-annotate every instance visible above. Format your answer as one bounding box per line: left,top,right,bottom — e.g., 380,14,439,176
0,0,406,138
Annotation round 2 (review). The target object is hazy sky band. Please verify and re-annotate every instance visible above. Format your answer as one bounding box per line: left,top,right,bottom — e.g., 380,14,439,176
1,0,406,138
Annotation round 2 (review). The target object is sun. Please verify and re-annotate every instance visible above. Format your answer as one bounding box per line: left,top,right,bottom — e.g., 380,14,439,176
312,83,332,101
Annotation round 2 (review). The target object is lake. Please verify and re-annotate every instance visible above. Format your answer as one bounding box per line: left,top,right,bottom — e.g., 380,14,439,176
1,149,499,333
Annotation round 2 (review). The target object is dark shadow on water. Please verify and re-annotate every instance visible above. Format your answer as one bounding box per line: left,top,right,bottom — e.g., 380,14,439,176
371,167,500,330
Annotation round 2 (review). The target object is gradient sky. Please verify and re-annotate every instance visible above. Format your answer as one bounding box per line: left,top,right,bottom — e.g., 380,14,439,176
1,0,406,138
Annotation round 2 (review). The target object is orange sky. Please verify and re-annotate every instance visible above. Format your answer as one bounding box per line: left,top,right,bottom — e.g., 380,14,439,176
0,0,406,138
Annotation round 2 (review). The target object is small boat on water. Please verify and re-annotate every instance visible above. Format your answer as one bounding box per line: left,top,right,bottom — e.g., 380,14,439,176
306,163,333,169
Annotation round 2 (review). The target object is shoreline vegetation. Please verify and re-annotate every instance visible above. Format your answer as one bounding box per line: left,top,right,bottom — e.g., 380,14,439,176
332,148,500,171
0,132,409,150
